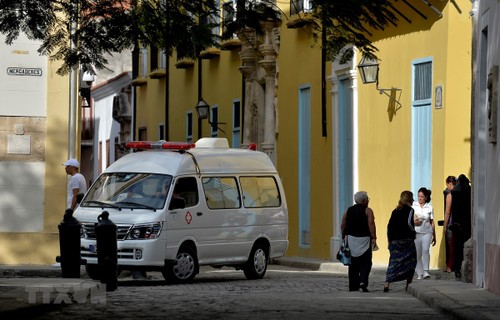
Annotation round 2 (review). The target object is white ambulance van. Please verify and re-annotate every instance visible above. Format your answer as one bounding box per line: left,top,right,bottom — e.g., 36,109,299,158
74,138,288,283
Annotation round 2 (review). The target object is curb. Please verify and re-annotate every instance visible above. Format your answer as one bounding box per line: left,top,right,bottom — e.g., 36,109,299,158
271,257,388,276
1,265,64,279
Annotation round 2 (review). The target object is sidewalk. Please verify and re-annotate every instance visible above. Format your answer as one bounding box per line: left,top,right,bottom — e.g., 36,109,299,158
1,259,500,320
274,257,500,320
0,265,99,316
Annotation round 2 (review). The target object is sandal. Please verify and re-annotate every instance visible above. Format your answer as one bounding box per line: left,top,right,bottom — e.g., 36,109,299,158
383,284,389,292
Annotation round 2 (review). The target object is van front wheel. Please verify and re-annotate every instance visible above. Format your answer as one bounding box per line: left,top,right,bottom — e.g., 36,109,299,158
162,247,198,283
243,243,268,280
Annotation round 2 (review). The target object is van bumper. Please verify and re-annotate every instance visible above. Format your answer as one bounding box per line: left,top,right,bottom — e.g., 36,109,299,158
80,238,167,267
270,240,289,258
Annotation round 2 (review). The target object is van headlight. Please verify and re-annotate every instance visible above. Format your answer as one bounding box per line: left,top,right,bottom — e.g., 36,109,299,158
127,222,163,240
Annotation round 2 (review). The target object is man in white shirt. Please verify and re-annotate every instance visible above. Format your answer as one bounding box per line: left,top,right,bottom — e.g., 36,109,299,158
63,158,87,210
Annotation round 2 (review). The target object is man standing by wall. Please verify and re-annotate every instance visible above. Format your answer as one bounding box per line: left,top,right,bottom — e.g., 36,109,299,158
63,159,87,210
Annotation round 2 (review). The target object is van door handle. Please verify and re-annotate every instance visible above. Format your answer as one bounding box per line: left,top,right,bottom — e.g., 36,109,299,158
197,212,203,216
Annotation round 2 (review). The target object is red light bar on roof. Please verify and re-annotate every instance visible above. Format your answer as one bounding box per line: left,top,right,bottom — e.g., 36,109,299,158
125,141,195,150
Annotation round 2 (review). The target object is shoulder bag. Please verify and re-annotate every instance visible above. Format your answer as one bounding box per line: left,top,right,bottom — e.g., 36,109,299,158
336,238,351,266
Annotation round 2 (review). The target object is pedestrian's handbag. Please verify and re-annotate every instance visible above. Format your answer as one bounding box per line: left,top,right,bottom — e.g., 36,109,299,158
336,238,351,266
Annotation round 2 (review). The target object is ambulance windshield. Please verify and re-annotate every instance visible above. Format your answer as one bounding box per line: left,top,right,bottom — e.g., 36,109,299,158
81,173,173,210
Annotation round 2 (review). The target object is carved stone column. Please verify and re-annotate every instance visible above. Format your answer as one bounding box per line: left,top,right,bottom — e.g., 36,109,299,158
237,28,258,147
258,21,280,163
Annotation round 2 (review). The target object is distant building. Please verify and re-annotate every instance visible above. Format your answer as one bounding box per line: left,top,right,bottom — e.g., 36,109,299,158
87,71,132,183
0,32,131,264
0,33,70,263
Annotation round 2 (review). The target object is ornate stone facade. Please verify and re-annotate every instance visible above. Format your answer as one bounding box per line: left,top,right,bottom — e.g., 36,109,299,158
237,21,281,163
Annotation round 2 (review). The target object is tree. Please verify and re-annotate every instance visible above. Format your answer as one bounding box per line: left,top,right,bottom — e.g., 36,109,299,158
221,0,398,62
0,0,219,75
309,0,398,63
0,0,397,75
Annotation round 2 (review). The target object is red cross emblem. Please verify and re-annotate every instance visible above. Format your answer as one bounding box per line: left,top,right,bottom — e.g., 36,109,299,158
185,211,192,224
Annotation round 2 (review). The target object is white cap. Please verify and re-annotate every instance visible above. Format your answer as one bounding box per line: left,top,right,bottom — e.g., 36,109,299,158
63,158,79,168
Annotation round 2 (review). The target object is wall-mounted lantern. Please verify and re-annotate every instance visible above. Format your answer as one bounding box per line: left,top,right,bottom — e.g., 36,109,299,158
357,56,402,107
195,98,210,120
79,71,95,108
195,98,226,135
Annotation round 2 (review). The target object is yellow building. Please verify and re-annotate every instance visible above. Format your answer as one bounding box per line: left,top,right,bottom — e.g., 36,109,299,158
353,0,472,268
130,0,472,270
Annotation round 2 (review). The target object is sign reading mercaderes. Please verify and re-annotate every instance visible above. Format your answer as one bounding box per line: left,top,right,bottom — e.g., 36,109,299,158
7,67,43,77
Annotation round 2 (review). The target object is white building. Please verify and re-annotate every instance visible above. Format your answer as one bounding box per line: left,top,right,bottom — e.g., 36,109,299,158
87,72,132,183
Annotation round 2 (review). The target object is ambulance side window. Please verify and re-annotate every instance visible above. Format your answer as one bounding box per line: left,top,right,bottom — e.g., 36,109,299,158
172,177,198,208
202,177,240,209
240,176,281,208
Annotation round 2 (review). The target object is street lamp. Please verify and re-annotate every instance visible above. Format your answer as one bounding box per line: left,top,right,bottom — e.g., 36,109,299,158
357,55,402,107
357,56,379,84
195,98,226,137
195,98,210,120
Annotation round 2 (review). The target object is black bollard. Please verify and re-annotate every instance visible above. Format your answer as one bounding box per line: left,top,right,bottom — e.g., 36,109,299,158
57,208,84,278
95,211,118,291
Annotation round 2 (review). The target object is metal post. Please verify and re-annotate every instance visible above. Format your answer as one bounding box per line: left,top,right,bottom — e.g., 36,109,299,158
96,211,118,291
56,209,85,278
68,0,78,159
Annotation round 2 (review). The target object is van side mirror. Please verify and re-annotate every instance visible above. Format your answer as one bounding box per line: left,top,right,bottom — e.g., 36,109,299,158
169,197,186,210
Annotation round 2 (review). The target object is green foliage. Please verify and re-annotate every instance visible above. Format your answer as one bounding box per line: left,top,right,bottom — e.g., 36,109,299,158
141,0,219,60
0,0,219,75
0,0,57,43
221,0,281,40
0,0,398,75
310,0,398,63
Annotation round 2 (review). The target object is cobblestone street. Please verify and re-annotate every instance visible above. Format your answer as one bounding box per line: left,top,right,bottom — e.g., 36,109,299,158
12,265,448,320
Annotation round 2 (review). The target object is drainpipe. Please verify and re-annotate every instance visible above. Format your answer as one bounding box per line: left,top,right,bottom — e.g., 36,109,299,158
321,8,327,137
68,0,78,159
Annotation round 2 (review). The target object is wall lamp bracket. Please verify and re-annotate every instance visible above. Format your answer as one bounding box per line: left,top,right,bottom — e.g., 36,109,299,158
195,98,226,133
357,56,402,108
377,83,403,109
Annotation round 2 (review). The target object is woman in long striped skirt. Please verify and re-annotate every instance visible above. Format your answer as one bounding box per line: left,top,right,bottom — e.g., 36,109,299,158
384,191,417,292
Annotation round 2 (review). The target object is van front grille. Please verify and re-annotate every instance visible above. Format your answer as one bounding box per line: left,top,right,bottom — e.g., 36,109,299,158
81,223,132,240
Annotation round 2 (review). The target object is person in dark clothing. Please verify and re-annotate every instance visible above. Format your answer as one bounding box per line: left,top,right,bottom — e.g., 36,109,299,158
384,190,417,292
443,175,457,272
341,191,378,292
444,174,471,278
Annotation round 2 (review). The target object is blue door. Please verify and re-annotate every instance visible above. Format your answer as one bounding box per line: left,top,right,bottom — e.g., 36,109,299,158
411,59,433,194
338,78,353,214
298,86,311,246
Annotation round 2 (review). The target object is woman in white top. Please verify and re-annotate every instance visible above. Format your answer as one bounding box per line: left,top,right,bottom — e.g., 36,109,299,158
412,187,436,279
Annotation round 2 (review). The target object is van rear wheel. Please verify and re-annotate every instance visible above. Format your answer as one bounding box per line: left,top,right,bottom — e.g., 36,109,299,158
243,243,268,280
162,247,198,283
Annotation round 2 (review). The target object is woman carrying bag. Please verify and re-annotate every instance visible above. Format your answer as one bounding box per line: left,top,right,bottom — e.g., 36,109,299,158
341,191,378,292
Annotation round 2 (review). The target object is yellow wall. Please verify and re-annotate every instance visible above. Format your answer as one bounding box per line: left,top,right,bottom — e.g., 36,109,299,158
276,21,333,259
135,50,243,142
357,1,471,267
